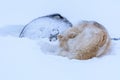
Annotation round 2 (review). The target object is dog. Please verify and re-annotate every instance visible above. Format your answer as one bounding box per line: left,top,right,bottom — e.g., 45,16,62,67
58,21,111,60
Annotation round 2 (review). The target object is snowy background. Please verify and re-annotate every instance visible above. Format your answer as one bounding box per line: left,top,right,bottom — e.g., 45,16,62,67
0,0,120,80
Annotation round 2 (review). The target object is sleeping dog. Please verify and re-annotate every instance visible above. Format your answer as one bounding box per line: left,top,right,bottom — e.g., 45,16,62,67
58,21,111,60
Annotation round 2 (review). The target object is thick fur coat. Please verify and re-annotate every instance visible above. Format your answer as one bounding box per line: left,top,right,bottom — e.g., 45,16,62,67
58,21,111,60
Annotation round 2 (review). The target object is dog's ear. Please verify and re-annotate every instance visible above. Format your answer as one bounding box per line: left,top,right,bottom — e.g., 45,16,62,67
57,35,63,39
68,32,77,38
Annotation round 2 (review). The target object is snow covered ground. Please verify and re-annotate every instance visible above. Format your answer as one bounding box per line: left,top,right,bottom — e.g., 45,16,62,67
0,0,120,80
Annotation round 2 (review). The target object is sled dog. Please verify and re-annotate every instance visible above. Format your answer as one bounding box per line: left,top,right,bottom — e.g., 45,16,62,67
58,21,111,60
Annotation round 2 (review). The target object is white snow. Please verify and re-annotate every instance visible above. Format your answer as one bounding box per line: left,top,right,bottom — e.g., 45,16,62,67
0,0,120,80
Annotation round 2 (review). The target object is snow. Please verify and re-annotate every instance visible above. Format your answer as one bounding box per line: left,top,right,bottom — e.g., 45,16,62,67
0,0,120,80
0,36,119,80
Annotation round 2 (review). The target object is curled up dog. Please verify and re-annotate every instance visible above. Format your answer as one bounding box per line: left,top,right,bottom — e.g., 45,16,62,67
58,21,111,60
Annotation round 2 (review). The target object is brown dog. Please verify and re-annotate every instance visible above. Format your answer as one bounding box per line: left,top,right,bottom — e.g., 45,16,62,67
58,21,111,60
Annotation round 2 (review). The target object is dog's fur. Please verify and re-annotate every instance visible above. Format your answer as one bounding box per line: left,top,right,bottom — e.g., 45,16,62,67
58,21,111,60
